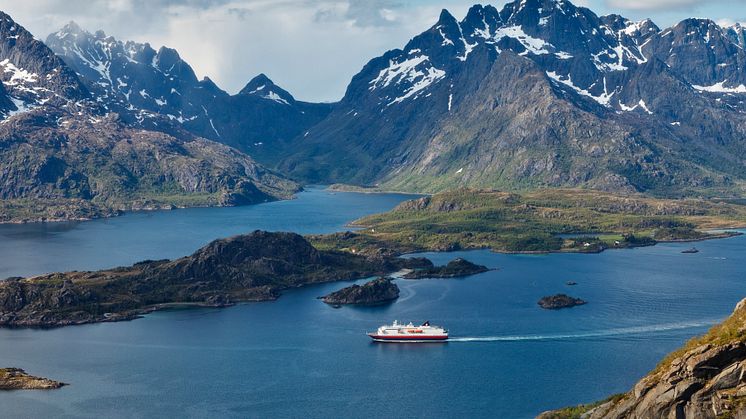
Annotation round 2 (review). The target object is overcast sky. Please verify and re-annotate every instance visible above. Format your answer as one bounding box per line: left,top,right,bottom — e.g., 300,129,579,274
1,0,744,102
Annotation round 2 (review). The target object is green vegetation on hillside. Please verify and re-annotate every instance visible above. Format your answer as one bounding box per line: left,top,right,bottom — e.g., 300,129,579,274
538,394,626,419
311,188,746,254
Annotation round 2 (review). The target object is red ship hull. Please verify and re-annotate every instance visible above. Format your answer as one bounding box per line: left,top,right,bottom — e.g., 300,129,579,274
368,334,448,342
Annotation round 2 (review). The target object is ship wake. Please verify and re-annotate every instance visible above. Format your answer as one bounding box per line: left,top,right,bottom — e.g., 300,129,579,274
449,319,719,342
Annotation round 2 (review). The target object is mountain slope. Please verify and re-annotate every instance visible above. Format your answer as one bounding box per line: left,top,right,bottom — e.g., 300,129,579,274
0,12,88,117
281,0,746,197
0,12,298,223
46,24,333,165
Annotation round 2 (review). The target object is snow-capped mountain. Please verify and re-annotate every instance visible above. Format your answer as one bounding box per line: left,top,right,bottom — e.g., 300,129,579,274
239,73,296,105
0,12,88,118
46,22,226,127
0,12,299,222
282,0,746,196
2,0,745,199
45,24,332,163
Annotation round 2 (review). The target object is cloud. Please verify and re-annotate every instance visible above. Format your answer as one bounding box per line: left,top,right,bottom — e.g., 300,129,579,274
0,0,475,102
1,0,740,102
604,0,743,11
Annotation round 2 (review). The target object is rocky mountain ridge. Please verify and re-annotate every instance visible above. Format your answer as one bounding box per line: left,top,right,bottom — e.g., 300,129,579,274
281,0,746,197
45,23,333,163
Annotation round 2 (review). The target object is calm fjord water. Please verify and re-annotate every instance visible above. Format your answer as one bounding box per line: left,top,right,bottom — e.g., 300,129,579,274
1,188,745,418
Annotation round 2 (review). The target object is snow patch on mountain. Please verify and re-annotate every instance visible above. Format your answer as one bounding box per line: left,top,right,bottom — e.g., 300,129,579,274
693,81,746,93
495,26,553,55
264,91,290,105
369,54,447,105
546,71,614,106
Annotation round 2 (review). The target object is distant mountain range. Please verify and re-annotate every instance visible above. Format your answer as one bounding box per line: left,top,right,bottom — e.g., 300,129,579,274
0,12,298,222
44,22,332,164
1,0,746,221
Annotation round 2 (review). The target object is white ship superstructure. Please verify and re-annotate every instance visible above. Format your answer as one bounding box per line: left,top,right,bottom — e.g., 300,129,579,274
367,321,448,342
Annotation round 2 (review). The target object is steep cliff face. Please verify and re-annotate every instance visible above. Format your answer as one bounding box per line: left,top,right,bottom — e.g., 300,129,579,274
541,298,746,418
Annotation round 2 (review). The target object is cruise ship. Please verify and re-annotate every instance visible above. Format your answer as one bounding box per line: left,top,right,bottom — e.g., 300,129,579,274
367,321,448,342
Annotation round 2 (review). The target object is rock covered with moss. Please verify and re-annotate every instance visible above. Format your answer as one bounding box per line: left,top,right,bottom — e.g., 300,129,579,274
0,231,422,327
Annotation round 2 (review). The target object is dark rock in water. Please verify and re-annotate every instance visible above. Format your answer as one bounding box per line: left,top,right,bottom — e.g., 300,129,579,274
538,294,587,309
320,277,399,305
566,281,578,286
402,258,490,279
0,368,66,390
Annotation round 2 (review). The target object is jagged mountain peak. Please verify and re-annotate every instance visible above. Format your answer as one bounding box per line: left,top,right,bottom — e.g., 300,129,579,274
239,74,294,105
0,12,88,118
44,19,329,155
436,9,458,26
56,21,86,37
724,23,746,48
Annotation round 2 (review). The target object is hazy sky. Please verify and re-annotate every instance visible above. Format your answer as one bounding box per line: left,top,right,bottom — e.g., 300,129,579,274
1,0,744,102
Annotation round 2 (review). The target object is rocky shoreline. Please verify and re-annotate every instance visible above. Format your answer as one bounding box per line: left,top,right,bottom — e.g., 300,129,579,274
0,194,300,225
0,368,65,390
320,277,399,306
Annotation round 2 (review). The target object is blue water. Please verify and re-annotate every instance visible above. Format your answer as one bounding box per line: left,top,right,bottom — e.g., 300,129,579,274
0,188,745,418
0,187,418,279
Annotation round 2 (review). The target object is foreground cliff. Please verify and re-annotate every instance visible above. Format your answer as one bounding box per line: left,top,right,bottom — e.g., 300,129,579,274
540,298,746,418
0,231,422,327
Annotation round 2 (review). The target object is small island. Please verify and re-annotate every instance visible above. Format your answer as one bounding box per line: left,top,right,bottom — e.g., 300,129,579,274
320,277,399,306
0,368,66,390
538,294,587,309
402,258,490,279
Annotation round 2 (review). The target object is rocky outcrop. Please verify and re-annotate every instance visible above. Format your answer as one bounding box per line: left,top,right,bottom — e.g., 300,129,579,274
0,231,424,327
0,368,65,390
540,298,746,418
320,277,400,305
538,294,587,309
402,258,490,279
